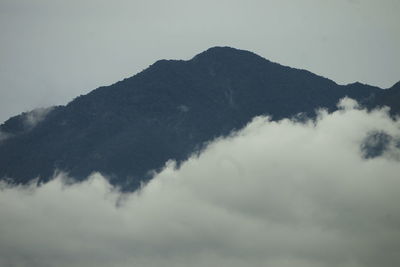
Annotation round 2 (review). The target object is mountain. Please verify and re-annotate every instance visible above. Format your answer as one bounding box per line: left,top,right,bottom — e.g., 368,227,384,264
0,47,398,190
365,81,400,115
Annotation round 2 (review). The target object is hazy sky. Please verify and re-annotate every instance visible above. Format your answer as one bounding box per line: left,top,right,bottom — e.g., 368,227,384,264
0,0,399,122
1,100,400,267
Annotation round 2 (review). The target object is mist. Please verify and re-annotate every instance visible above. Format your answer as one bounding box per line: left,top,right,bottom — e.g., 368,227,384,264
1,99,399,267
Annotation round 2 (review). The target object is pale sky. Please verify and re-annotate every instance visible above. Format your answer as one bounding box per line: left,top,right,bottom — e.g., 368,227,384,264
1,0,399,122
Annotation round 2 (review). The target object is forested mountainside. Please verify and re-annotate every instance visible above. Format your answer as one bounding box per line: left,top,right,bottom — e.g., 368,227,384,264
0,47,398,190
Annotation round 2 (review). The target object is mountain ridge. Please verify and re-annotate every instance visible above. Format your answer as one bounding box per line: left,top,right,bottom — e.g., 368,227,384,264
0,46,398,190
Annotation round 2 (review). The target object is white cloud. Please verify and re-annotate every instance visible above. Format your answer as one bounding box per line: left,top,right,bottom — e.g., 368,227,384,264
1,100,400,267
0,107,52,143
0,130,10,142
23,107,53,128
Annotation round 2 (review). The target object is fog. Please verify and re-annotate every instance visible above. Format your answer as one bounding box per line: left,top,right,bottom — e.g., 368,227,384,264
1,99,399,267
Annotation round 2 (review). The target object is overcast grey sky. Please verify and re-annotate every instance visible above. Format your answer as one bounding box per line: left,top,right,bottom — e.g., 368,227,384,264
0,0,399,122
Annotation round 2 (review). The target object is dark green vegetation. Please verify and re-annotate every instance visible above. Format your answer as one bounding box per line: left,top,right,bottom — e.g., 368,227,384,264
0,47,398,189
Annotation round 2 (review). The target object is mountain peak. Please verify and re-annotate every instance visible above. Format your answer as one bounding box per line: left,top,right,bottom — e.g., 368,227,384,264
192,46,265,62
197,46,247,54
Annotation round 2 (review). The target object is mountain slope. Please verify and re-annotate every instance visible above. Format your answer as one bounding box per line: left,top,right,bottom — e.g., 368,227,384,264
0,47,395,189
366,81,400,115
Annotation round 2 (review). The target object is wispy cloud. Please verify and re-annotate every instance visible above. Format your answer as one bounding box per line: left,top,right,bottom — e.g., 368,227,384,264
0,130,10,142
1,99,399,267
0,107,52,143
22,107,53,129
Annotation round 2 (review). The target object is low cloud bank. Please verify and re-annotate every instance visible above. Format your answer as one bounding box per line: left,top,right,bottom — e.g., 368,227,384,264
1,98,400,267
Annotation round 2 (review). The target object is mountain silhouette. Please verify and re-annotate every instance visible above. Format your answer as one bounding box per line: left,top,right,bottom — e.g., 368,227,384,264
0,47,398,189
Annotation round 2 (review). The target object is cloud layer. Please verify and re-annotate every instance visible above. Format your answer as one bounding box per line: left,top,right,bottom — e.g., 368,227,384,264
1,99,400,267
